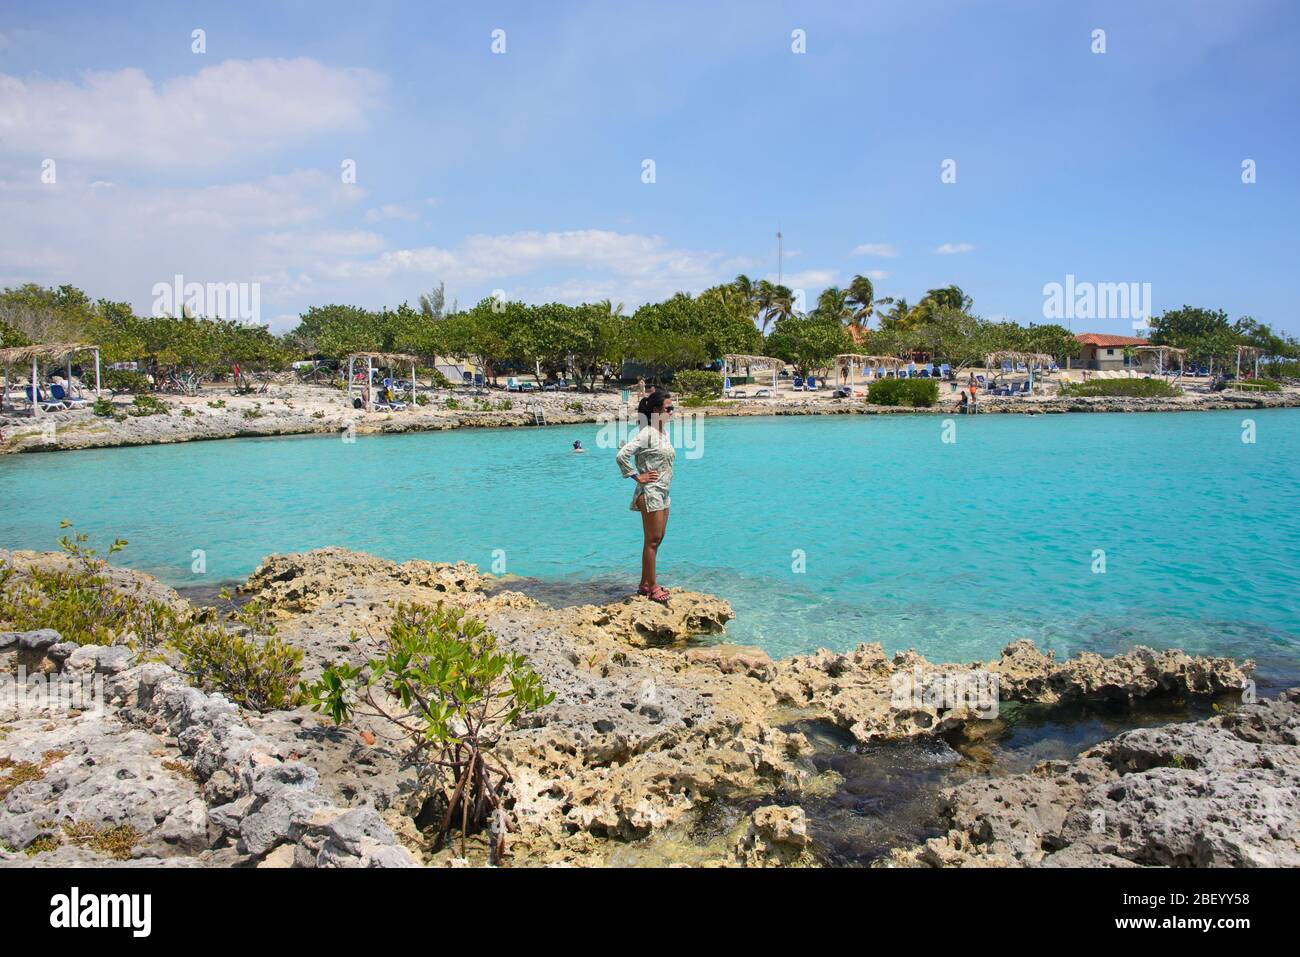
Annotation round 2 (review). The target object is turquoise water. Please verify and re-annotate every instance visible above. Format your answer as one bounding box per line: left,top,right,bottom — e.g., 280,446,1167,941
3,411,1298,686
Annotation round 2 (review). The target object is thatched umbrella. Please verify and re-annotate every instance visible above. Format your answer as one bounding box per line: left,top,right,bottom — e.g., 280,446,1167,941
0,342,101,417
721,354,786,391
346,352,419,411
1131,344,1187,379
1236,345,1264,379
985,350,1054,391
833,353,903,389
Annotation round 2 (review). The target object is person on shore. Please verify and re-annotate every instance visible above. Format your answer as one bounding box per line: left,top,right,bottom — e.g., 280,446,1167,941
616,389,676,605
958,390,970,414
635,376,647,398
967,373,978,412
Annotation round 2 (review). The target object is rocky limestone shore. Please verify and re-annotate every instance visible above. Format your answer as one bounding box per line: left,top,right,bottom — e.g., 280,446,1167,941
4,381,1297,455
0,546,1277,868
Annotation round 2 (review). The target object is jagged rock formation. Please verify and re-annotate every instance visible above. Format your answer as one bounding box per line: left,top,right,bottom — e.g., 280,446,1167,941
0,546,1272,868
892,690,1300,868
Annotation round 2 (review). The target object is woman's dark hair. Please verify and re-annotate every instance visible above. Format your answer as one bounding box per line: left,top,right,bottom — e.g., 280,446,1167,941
636,388,671,421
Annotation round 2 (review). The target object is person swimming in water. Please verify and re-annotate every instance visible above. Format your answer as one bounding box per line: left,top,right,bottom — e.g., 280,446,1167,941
572,440,586,453
615,388,675,604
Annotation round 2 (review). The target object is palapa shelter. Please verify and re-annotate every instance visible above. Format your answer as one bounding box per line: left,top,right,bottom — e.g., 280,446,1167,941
834,353,903,389
721,354,785,390
985,351,1056,391
0,342,101,417
1236,345,1264,379
346,352,418,412
1132,344,1187,378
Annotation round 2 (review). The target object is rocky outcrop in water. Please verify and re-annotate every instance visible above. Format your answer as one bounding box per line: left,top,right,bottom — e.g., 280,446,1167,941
892,689,1300,868
0,546,1270,867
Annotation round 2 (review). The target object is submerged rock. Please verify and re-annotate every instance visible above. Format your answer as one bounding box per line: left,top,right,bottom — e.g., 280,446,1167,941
893,689,1300,868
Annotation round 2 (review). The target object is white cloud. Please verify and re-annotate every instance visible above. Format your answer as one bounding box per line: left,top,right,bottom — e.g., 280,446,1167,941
768,268,836,289
865,270,889,280
365,203,421,222
851,242,898,257
0,58,386,167
935,242,976,255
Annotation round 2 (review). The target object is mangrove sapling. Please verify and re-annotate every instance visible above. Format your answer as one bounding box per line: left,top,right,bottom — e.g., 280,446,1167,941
304,602,554,863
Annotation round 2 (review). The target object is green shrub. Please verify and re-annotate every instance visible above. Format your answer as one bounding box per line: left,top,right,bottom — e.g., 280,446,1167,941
105,370,150,394
674,369,724,398
171,625,303,713
241,403,263,419
92,397,114,417
207,399,226,409
0,523,180,653
305,602,553,862
1060,378,1182,398
867,377,940,407
128,394,168,417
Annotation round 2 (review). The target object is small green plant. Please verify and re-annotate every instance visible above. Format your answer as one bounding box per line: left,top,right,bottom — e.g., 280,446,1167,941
673,369,723,399
207,399,227,409
311,409,325,418
305,602,553,862
565,400,585,412
497,398,513,411
241,403,263,420
180,407,195,417
414,393,430,406
868,378,940,407
445,398,461,410
170,591,301,712
92,397,114,417
128,394,168,417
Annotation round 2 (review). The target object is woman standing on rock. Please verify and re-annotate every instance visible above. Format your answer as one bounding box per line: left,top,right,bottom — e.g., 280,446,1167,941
616,388,675,605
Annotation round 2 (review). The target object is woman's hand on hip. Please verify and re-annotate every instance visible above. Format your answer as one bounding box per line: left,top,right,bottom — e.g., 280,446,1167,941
635,471,659,484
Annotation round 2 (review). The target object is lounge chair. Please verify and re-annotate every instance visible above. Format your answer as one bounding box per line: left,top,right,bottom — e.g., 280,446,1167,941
506,377,521,391
753,387,771,397
729,389,748,398
939,363,951,379
792,375,804,390
806,376,818,390
49,384,88,408
976,375,988,389
24,386,66,412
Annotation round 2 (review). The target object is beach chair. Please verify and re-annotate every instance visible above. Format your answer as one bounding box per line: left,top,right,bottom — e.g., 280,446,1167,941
753,387,771,397
792,375,804,390
1015,362,1027,373
24,386,66,412
1000,361,1013,375
976,375,987,389
806,376,818,390
1048,362,1060,373
49,384,88,409
506,377,521,391
939,363,951,379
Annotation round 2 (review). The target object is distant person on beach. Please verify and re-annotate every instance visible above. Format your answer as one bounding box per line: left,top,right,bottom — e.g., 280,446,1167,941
967,373,978,411
958,390,970,414
635,376,647,397
616,389,675,605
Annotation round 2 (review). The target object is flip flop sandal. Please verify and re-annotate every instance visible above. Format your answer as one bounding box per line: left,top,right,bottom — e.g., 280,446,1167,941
647,585,670,605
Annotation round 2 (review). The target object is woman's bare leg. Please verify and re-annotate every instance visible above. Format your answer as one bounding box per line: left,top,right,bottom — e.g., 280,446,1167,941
639,506,669,589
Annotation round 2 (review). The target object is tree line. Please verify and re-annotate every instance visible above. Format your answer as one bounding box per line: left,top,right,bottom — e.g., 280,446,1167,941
2,278,1296,390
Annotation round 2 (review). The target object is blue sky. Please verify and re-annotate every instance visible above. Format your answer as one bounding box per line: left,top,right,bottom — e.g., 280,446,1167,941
1,0,1297,334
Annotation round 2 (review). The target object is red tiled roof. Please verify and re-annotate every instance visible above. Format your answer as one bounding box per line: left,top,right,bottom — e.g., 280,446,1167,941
1075,333,1149,347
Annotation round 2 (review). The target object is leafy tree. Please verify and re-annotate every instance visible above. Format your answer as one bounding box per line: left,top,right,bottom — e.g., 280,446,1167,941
765,315,850,376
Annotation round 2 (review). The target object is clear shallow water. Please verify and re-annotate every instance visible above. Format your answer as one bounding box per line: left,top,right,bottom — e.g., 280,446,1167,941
2,411,1298,685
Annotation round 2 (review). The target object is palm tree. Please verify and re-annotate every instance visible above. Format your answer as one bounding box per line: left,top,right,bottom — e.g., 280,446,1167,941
816,286,853,326
879,297,913,331
846,274,891,330
753,279,776,334
767,284,795,327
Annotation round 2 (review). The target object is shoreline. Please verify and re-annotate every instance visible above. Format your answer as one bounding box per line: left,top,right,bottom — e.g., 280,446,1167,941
4,545,1290,868
4,380,1299,455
